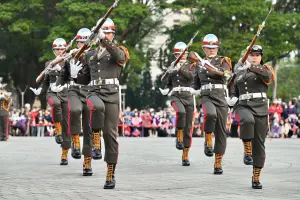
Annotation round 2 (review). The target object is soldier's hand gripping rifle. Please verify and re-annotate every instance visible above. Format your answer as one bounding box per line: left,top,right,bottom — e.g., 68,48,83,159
74,0,120,59
35,36,77,83
161,31,199,81
35,0,120,83
227,8,273,89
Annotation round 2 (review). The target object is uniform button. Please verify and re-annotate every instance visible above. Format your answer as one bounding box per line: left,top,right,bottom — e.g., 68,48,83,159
245,87,247,89
247,100,249,102
263,99,265,102
177,80,179,82
56,76,58,78
177,74,179,77
208,77,210,80
108,58,110,60
244,82,247,84
55,70,58,72
97,62,100,65
254,78,257,80
246,91,249,94
98,70,100,72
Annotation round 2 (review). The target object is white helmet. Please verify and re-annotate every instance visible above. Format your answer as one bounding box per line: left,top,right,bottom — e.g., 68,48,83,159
76,28,92,42
52,38,67,50
173,42,187,55
97,18,115,33
202,34,219,48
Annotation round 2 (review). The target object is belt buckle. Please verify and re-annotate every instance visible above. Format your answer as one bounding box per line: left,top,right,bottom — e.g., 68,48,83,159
97,78,102,88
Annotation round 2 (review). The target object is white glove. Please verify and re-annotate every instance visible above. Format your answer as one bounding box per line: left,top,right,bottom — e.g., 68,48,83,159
159,88,170,96
97,29,105,40
51,84,64,93
226,97,238,107
69,48,78,55
192,89,201,96
70,59,83,78
30,87,42,96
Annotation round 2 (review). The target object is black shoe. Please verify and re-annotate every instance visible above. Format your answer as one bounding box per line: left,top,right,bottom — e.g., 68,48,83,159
71,148,81,159
83,168,93,176
55,134,63,144
92,148,102,160
0,138,7,141
176,138,184,150
204,143,214,157
104,175,116,189
60,159,68,165
182,160,190,166
244,154,253,165
252,177,262,189
214,168,223,175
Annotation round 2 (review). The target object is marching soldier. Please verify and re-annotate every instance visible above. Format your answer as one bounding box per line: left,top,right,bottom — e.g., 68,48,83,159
198,34,232,174
53,28,95,176
70,18,130,189
30,38,71,165
228,45,274,189
161,42,196,166
0,80,12,141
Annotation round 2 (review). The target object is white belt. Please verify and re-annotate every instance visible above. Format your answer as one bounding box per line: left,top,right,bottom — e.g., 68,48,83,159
172,87,194,92
50,83,68,88
89,78,119,86
239,92,267,101
201,83,227,90
69,81,84,87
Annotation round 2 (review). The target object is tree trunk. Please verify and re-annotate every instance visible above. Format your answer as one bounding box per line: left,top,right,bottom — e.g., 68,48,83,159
272,59,278,101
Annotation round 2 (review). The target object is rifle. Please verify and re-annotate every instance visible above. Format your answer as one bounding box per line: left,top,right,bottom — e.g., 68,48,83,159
227,8,273,89
161,31,199,81
36,0,120,83
187,51,231,78
36,36,76,83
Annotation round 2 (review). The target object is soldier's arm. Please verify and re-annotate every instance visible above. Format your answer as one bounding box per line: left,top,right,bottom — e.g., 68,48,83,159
40,73,50,95
56,62,70,86
101,38,130,66
178,64,193,79
231,78,239,98
249,64,275,85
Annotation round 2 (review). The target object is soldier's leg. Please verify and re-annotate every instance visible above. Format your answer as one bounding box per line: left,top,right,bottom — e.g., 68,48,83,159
102,102,119,189
182,104,194,166
236,108,255,165
86,94,105,160
60,101,71,165
201,101,217,157
0,116,6,141
171,100,186,150
68,96,82,159
82,101,93,176
6,116,9,140
213,106,228,174
47,95,63,144
252,115,268,189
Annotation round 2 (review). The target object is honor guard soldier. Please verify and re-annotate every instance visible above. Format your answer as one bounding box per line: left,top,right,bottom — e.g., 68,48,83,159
53,28,94,175
161,42,196,166
70,18,130,189
0,80,12,141
228,45,274,189
198,34,232,174
30,38,71,165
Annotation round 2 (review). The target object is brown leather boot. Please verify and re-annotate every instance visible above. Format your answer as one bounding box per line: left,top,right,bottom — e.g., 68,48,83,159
60,148,69,165
182,147,190,166
71,134,81,159
176,129,184,150
54,122,63,144
204,132,214,157
103,164,116,189
252,167,262,189
83,156,93,176
243,140,253,165
214,153,223,174
92,131,102,160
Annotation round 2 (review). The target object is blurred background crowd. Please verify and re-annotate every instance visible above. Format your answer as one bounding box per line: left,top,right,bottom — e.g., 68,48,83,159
9,96,300,139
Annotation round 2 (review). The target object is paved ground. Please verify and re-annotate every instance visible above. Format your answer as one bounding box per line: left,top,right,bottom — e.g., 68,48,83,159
0,137,299,200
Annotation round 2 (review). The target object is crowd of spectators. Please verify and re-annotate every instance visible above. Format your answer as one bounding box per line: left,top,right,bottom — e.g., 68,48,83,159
8,96,300,139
